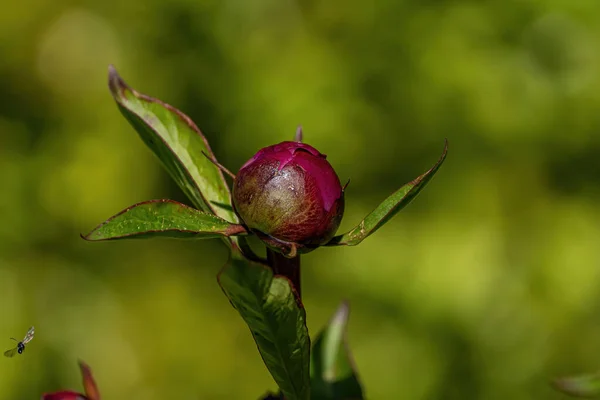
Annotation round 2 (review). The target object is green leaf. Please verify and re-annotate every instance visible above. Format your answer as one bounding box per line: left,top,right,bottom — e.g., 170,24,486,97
327,139,448,247
107,65,238,225
310,302,363,400
218,250,310,400
82,199,247,241
553,372,600,398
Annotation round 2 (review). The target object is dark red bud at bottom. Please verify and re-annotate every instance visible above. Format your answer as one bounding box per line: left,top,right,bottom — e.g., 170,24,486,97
42,391,88,400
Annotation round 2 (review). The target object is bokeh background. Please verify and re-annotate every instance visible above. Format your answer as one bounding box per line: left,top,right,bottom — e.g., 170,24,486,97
2,0,600,399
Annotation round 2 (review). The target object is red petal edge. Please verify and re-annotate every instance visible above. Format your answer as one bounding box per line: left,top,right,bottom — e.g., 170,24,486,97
41,391,88,400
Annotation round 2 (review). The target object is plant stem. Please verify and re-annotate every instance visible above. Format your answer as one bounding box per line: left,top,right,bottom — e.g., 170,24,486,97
267,249,301,298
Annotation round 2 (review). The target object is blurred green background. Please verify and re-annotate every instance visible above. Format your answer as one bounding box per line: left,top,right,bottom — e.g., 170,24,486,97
2,0,600,399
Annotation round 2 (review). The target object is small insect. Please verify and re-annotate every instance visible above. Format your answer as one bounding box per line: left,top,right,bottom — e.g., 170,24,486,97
4,326,34,358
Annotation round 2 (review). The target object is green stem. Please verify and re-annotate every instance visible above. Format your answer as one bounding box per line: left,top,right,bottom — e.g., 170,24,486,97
267,249,301,298
265,249,302,400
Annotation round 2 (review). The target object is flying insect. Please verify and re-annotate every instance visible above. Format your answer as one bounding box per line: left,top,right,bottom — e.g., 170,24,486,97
4,326,34,358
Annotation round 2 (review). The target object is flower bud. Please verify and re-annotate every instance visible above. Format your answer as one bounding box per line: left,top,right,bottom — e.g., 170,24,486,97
233,141,344,254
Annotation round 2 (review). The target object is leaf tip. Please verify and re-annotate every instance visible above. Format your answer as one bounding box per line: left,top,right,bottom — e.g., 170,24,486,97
342,178,351,192
410,138,449,186
295,125,303,142
551,374,600,398
77,359,90,373
435,138,449,167
551,377,579,396
80,231,101,242
107,64,128,98
333,300,350,326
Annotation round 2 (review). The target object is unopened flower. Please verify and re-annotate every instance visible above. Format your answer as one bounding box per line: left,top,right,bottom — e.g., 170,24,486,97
233,140,345,255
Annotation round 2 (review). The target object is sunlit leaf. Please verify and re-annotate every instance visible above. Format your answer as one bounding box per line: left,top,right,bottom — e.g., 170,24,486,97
310,302,363,400
553,372,600,398
327,139,448,246
218,249,310,400
107,65,238,225
83,199,246,241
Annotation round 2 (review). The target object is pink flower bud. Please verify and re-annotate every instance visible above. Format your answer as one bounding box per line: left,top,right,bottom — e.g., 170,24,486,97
233,141,344,254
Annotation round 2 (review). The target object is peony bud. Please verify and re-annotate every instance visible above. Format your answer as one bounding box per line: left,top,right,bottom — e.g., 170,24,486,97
233,141,344,255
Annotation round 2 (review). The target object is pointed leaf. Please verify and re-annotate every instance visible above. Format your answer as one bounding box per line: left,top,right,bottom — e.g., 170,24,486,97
553,372,600,398
107,65,238,225
310,302,363,400
83,199,246,241
327,139,448,247
218,249,310,400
